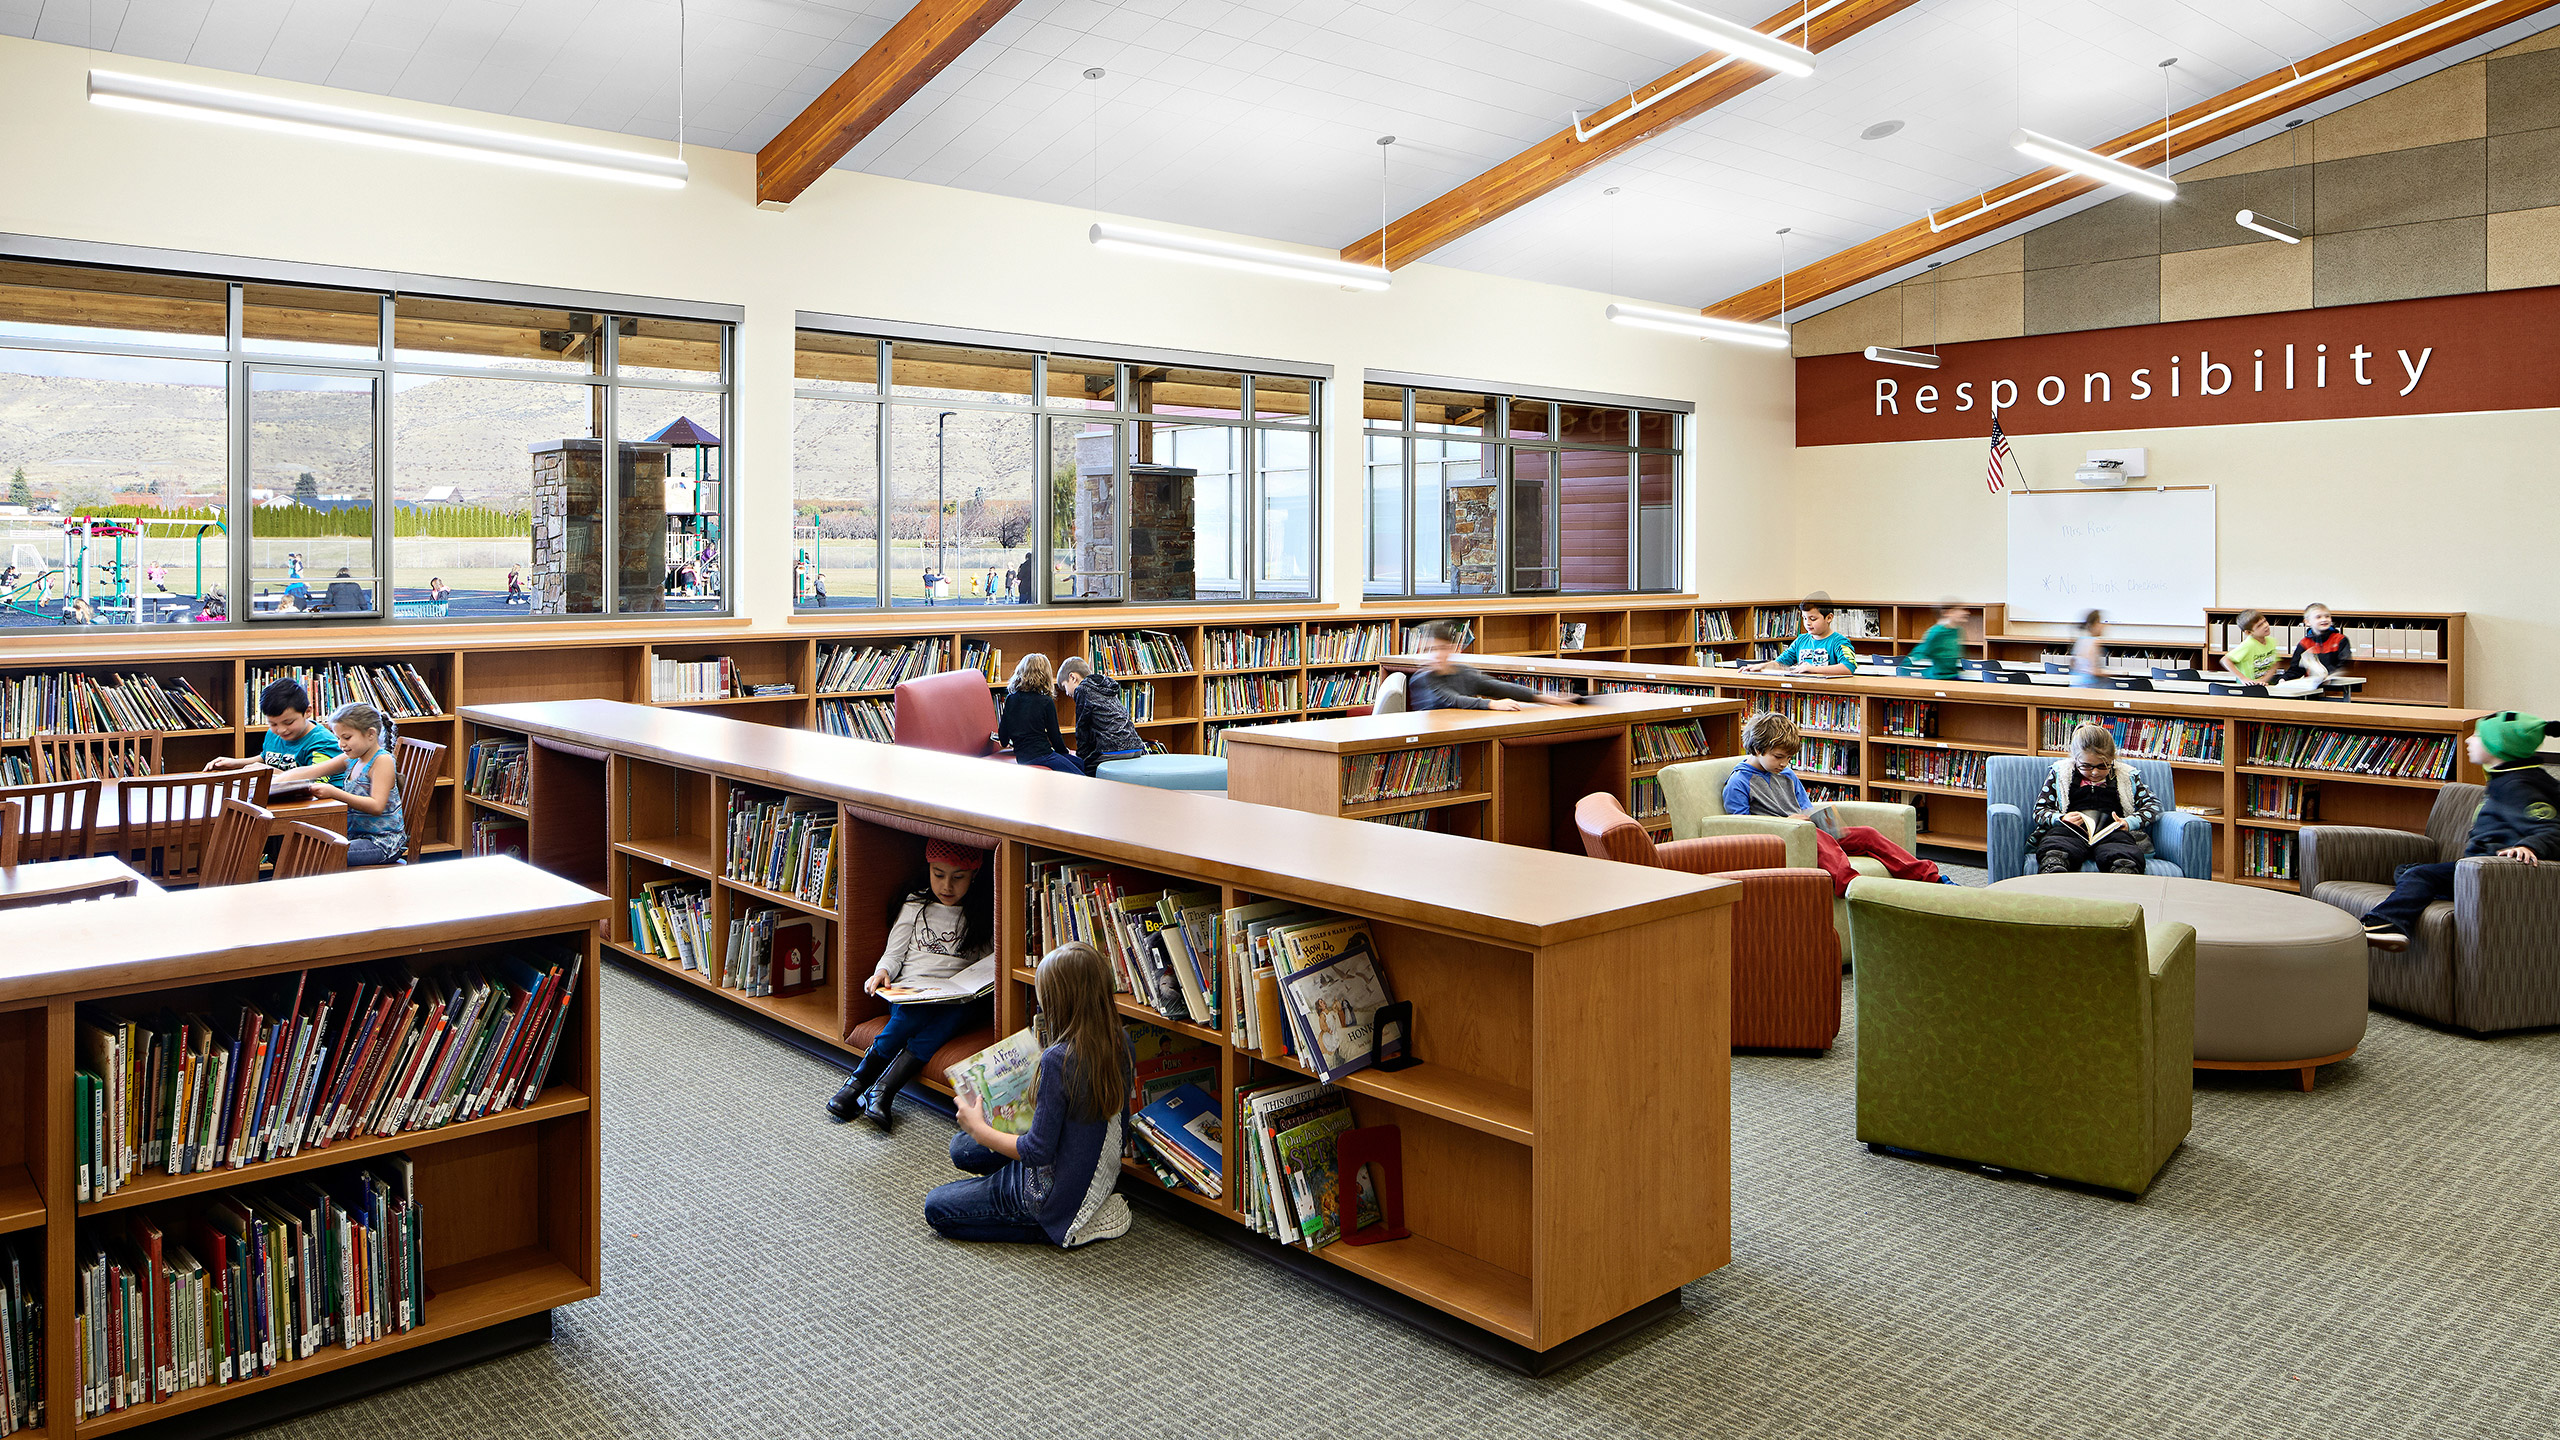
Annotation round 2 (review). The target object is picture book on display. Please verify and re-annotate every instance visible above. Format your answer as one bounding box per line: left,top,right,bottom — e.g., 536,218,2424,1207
950,1029,1043,1136
1232,1081,1378,1248
1277,935,1397,1083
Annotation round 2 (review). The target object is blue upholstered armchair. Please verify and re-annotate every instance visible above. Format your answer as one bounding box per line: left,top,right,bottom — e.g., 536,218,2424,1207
1984,755,2214,883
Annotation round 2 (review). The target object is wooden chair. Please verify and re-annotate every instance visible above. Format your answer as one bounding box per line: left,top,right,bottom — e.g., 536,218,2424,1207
198,798,276,888
1,779,102,863
392,736,446,861
272,820,350,880
108,769,272,887
32,730,164,783
0,797,18,868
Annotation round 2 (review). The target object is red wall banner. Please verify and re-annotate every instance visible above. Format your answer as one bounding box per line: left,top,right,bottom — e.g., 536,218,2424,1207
1795,286,2560,447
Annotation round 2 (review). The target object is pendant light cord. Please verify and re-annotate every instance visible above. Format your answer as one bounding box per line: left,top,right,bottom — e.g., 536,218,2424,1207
1776,227,1791,330
677,0,687,159
1378,135,1393,270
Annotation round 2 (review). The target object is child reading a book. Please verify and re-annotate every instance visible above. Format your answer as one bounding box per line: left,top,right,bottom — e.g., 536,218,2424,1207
2359,712,2560,949
1724,712,1949,890
997,654,1084,775
1057,656,1148,775
2032,723,2161,874
827,839,997,1129
304,702,405,866
931,941,1135,1248
206,677,342,782
1749,598,1862,676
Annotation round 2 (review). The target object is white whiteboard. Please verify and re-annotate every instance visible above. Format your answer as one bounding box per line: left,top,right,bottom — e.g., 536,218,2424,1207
2005,489,2214,627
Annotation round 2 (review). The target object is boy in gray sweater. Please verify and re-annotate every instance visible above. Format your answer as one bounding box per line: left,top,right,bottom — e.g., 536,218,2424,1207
1058,656,1149,775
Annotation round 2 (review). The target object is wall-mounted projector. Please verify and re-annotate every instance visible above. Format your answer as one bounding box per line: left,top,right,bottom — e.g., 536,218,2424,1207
2074,448,2145,487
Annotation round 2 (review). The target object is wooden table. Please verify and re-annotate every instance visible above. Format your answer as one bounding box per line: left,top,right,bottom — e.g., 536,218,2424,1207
1222,692,1743,851
0,855,159,910
33,777,350,857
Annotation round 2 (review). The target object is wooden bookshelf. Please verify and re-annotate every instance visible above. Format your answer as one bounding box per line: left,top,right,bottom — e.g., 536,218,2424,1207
1379,653,2486,886
2202,607,2464,707
1222,695,1740,849
463,697,1736,1368
0,858,608,1438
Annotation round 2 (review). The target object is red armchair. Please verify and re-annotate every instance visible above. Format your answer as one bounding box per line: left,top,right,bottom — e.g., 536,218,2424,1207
1575,792,1842,1052
892,670,1007,759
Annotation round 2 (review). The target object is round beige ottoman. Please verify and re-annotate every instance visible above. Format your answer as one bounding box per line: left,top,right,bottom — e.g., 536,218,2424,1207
1990,873,2369,1090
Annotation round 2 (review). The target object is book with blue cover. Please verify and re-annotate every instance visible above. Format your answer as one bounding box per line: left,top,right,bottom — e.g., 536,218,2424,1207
1134,1083,1223,1196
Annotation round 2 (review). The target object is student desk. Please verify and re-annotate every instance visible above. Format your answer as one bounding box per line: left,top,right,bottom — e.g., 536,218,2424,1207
1220,693,1743,850
0,855,158,910
460,696,1737,1370
1378,652,2487,887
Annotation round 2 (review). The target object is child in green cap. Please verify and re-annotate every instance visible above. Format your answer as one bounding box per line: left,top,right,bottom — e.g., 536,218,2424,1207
2360,711,2560,949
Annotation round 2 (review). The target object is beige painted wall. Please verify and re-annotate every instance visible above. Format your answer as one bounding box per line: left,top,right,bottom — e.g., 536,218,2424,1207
0,34,1798,626
1791,408,2557,714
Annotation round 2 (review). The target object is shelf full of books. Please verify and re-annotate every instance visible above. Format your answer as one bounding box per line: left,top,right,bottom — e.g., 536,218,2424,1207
815,638,944,694
0,669,227,741
1341,745,1467,807
4,859,607,1440
470,696,1733,1367
2041,710,2224,763
1089,630,1194,676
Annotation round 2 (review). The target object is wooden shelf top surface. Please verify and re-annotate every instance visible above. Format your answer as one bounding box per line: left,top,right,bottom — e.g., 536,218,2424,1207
466,699,1735,946
1389,654,2485,728
1222,693,1738,754
0,857,611,1003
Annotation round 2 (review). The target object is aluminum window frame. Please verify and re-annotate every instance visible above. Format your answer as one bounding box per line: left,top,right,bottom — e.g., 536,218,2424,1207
1363,373,1687,600
792,323,1328,613
0,232,739,633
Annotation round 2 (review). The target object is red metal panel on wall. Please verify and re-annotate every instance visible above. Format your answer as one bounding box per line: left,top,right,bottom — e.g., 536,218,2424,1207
1796,287,2560,447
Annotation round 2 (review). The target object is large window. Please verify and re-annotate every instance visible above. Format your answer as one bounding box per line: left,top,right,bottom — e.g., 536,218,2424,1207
1362,379,1684,598
0,248,733,629
793,326,1324,610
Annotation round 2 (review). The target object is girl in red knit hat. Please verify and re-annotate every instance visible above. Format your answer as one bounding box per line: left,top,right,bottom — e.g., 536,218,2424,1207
828,837,995,1129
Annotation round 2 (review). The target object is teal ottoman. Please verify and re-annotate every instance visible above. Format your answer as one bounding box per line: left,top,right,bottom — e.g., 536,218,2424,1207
1096,754,1228,792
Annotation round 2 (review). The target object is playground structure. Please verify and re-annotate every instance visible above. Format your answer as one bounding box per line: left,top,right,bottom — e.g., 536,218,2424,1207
0,514,227,624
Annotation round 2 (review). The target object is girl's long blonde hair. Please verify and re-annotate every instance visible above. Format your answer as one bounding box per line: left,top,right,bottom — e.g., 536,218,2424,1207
1034,943,1129,1123
1009,652,1055,696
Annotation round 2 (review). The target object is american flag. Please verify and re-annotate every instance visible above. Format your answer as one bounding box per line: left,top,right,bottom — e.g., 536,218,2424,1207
1986,410,2015,494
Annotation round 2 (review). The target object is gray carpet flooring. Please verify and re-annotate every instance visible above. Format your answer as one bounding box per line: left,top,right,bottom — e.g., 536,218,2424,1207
241,865,2560,1440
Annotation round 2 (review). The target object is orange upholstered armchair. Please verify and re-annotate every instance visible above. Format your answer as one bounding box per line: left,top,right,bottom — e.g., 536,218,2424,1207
1575,792,1843,1052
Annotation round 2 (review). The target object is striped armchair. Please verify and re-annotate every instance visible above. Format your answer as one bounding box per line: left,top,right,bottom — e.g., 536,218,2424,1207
2301,782,2560,1033
1574,793,1842,1052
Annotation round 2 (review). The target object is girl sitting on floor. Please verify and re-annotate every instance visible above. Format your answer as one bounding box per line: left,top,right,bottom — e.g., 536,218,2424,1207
827,839,996,1129
928,941,1134,1248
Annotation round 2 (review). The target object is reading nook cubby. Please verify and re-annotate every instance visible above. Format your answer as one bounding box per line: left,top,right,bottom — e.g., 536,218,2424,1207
459,697,1736,1368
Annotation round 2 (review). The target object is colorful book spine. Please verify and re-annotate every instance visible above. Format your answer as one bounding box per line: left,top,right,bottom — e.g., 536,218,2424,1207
1205,627,1300,669
1204,674,1299,718
1630,775,1667,820
1875,745,1983,791
1305,670,1378,709
816,698,896,743
815,639,943,692
1881,701,1938,738
1631,720,1713,765
1751,692,1862,733
1088,630,1193,675
2244,724,2455,781
1693,609,1738,642
2241,828,2298,880
1341,746,1462,804
2041,711,2224,762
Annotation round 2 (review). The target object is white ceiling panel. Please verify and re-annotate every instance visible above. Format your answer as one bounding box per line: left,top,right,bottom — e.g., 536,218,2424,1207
7,0,2553,312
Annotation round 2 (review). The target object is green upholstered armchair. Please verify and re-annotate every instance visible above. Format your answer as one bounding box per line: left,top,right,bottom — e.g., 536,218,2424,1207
1846,878,2195,1197
1659,754,1919,957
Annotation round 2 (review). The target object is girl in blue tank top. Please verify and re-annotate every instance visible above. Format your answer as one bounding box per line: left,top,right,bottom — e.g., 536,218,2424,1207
310,702,405,866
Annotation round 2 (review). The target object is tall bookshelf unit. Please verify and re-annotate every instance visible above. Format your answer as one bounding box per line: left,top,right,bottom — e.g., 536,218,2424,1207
1380,654,2487,890
0,859,608,1439
464,698,1736,1370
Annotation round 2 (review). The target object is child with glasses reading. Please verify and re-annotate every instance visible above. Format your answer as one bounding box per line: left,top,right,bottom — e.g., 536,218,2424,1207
2033,723,2162,875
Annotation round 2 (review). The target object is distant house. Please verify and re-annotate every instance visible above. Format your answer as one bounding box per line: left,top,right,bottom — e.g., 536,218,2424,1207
412,486,464,506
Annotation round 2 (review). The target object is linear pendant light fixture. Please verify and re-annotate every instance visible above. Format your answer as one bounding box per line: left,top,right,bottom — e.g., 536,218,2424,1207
2010,127,2176,202
1607,303,1791,346
1572,0,1816,78
1090,223,1392,290
1864,346,1940,367
87,69,688,188
2235,119,2309,243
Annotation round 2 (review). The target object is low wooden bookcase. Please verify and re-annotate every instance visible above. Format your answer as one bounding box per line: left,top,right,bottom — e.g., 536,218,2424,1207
463,697,1736,1369
0,858,608,1439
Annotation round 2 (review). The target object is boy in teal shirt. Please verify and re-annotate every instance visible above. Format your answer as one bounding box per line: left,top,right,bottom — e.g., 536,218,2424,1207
1906,599,1970,679
207,677,343,783
1752,600,1863,676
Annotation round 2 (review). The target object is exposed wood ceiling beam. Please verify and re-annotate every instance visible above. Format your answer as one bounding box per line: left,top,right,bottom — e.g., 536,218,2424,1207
756,0,1025,209
1340,0,1925,269
1706,0,2560,322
